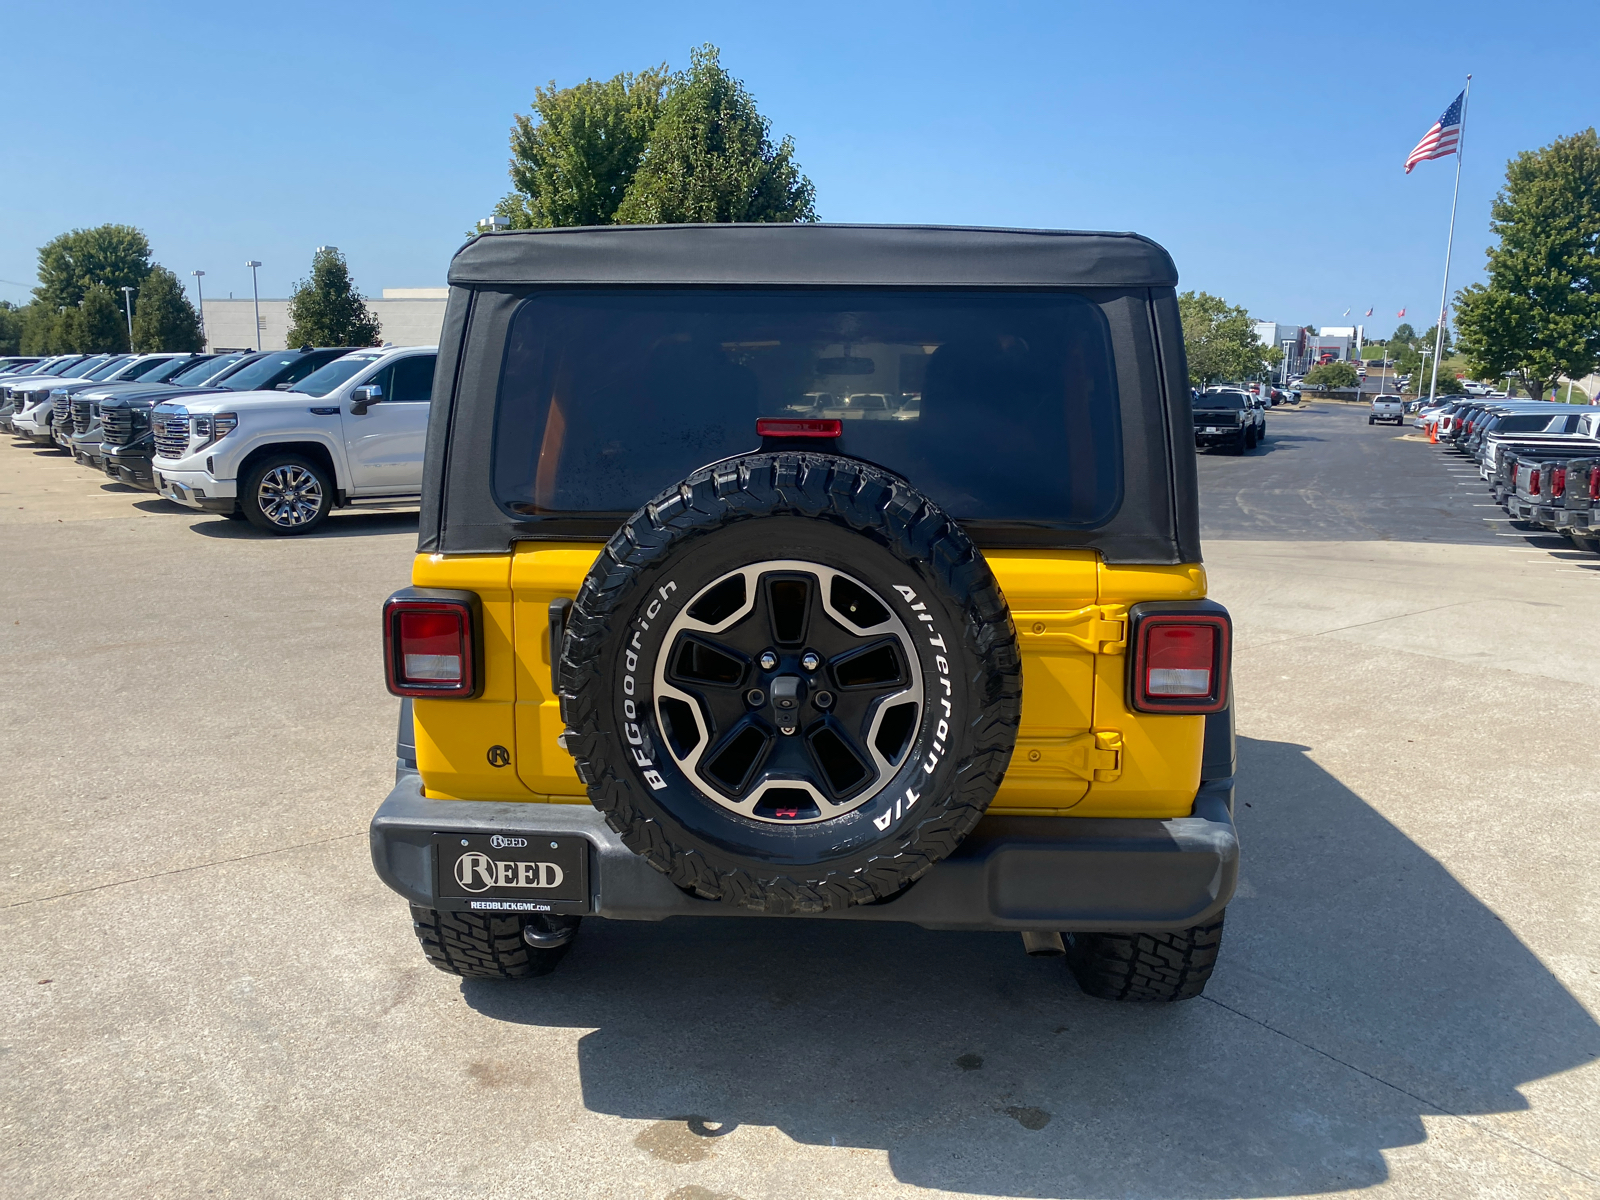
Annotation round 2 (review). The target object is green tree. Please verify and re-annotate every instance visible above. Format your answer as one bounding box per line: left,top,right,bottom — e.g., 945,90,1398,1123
19,304,57,355
495,66,670,229
284,247,381,348
131,266,204,351
1303,361,1359,388
0,301,23,355
1392,321,1418,346
78,283,130,352
1454,128,1600,400
613,45,817,224
1177,291,1269,387
33,224,153,311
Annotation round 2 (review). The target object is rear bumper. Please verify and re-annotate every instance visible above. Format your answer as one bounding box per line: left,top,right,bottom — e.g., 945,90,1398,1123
369,774,1239,933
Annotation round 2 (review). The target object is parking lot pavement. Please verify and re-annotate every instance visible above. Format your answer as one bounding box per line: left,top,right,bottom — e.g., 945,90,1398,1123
4,421,1598,1200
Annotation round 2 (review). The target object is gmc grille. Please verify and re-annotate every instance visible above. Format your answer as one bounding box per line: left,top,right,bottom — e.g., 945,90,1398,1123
71,399,94,435
101,408,135,444
154,416,190,460
52,395,71,424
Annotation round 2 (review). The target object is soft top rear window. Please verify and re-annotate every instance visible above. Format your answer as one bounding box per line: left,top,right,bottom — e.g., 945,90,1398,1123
492,288,1122,528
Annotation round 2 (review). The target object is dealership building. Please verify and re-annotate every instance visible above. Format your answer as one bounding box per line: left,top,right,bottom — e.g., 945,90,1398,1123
200,288,448,352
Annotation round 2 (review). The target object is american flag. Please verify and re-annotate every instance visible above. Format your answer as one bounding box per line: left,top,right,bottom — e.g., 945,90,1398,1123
1405,91,1464,173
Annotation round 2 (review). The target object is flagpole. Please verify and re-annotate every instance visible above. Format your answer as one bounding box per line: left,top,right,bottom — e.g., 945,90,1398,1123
1428,74,1471,403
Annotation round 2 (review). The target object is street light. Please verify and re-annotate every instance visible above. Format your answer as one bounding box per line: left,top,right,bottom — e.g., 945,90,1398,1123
191,270,207,349
1418,349,1432,401
1280,339,1295,386
119,285,136,347
245,261,263,351
477,216,510,234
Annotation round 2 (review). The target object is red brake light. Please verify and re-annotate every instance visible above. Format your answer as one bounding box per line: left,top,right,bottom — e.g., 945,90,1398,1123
1131,612,1231,714
1529,469,1540,496
1589,466,1599,500
757,418,842,439
1550,466,1566,498
384,595,478,697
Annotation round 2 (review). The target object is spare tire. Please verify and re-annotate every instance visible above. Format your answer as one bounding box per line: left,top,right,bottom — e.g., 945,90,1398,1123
558,452,1021,914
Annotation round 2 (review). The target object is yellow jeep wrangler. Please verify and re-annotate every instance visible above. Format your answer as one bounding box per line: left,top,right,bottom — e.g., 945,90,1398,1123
371,223,1237,1001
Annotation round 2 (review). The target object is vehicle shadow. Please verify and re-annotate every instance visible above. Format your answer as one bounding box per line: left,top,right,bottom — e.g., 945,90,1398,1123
187,510,419,539
461,736,1598,1197
129,497,190,514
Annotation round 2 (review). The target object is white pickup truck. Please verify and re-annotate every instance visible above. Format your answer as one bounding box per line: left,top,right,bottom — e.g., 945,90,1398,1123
152,345,437,534
1368,396,1404,425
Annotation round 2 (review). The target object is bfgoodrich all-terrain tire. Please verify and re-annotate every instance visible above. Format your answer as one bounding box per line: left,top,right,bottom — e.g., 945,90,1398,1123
558,452,1022,915
410,905,573,979
1064,913,1225,1002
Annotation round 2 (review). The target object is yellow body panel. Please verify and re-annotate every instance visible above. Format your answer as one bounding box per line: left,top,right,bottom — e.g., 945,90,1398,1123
410,547,1210,818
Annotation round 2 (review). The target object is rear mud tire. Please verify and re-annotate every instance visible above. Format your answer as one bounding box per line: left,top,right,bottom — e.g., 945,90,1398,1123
558,452,1022,915
1064,913,1225,1002
410,905,572,979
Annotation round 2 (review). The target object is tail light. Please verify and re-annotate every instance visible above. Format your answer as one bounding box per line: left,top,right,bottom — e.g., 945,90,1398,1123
757,418,842,438
1128,604,1231,714
1529,469,1540,496
1550,466,1566,498
384,589,482,698
1590,465,1599,500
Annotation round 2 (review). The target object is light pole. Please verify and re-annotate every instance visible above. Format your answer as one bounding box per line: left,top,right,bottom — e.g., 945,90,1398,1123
1281,339,1294,386
119,285,135,347
191,270,207,350
476,216,510,234
245,261,262,351
1417,349,1432,400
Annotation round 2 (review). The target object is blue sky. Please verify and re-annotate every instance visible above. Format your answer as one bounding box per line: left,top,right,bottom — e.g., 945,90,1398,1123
3,0,1592,339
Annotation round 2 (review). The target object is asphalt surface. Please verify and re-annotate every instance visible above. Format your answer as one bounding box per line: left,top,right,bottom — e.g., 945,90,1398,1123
3,406,1598,1200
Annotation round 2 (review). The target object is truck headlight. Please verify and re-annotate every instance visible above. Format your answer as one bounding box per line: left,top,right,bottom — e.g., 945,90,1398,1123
192,412,237,448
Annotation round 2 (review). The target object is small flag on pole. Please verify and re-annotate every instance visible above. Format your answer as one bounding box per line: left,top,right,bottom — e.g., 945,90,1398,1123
1365,308,1374,316
1405,91,1464,173
1342,307,1351,316
1397,307,1406,317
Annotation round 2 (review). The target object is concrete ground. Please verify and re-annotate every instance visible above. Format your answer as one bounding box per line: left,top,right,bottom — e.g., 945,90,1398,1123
2,405,1597,1200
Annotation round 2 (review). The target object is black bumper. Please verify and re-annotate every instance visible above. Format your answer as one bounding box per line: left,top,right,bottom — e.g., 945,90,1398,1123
370,774,1238,933
101,445,156,489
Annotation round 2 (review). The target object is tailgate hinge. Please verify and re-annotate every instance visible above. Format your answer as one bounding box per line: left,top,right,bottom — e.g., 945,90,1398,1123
1015,604,1128,655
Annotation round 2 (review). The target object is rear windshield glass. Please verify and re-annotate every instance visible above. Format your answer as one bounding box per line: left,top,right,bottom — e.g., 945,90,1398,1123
1198,392,1246,410
493,288,1122,527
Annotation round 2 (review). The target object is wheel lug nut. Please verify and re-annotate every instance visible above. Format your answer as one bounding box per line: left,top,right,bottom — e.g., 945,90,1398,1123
801,651,821,672
814,690,834,710
746,688,766,707
759,650,778,671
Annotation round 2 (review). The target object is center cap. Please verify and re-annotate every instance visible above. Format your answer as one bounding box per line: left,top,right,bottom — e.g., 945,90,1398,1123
769,674,805,735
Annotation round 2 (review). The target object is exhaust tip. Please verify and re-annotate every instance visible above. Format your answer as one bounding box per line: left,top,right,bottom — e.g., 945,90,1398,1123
1020,931,1066,957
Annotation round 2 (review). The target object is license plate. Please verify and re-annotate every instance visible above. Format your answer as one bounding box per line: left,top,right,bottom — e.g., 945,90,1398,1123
433,833,590,912
1204,427,1223,433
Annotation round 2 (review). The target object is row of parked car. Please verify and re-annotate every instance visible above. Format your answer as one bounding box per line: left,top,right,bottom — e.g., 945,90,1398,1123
0,345,437,534
1417,394,1600,554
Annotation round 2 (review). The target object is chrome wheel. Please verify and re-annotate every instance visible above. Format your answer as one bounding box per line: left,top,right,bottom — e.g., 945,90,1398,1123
653,561,924,824
256,464,324,528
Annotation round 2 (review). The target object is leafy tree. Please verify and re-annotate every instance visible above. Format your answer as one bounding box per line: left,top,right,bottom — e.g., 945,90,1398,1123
495,66,670,229
131,266,204,352
1454,128,1600,400
1392,321,1418,346
613,45,817,224
0,301,23,355
19,304,57,355
1177,291,1269,387
78,283,130,352
34,224,153,311
1303,361,1359,388
284,247,381,348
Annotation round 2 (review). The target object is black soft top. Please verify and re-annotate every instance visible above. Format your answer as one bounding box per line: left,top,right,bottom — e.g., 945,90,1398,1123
449,223,1179,289
425,223,1200,564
